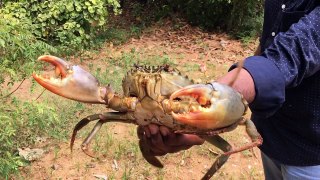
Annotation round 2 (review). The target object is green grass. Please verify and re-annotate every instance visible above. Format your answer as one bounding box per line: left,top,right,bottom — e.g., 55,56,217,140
0,88,89,178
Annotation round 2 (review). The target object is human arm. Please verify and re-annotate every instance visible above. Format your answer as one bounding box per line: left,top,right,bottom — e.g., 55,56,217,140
239,6,320,118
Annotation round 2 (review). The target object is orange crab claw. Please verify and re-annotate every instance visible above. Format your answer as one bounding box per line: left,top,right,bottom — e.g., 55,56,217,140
170,83,246,130
32,55,106,104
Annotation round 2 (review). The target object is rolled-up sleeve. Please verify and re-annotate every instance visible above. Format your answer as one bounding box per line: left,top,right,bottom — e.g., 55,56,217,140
232,6,320,118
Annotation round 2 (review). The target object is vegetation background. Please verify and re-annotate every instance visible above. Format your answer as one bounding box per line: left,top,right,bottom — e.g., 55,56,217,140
0,0,263,179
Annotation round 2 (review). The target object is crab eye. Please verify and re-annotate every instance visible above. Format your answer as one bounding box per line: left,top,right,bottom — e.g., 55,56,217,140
172,97,182,101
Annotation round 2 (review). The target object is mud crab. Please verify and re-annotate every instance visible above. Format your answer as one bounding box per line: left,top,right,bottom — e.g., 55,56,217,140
33,55,262,179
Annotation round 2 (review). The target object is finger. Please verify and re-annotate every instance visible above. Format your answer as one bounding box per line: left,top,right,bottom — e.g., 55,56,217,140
159,126,170,137
149,148,167,156
150,130,165,149
149,126,176,155
148,124,160,136
148,124,168,151
147,133,168,156
167,145,193,153
138,126,167,156
142,124,169,155
143,126,151,138
165,134,204,146
137,126,145,139
179,134,205,145
152,132,188,154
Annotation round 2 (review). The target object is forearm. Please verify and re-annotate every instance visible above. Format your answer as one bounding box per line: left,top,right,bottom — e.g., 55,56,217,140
219,56,286,119
217,68,256,103
217,44,260,104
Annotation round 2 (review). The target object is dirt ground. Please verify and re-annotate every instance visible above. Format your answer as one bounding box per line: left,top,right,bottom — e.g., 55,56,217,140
12,19,264,180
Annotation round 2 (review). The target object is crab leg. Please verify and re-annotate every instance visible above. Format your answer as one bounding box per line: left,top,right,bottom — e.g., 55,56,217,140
70,114,100,153
201,135,232,180
71,112,136,157
74,113,165,168
223,119,263,155
176,119,263,156
81,119,104,157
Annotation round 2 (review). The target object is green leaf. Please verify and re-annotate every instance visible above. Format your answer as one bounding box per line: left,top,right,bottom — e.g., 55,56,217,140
78,28,84,35
88,6,95,14
0,39,5,47
75,5,82,12
66,3,74,12
90,0,97,5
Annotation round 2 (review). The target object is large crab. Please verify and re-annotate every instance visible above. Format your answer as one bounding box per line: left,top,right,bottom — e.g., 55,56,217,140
33,55,262,179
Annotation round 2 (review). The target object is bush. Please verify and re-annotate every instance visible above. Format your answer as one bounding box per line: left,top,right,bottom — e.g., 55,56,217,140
156,0,264,39
1,0,121,48
0,152,24,179
228,0,264,39
0,0,121,84
0,13,57,83
177,0,233,30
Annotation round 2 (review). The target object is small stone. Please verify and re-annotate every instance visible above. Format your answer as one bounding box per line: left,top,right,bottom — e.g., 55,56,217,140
35,137,47,144
18,148,45,161
112,160,119,171
51,164,61,170
86,163,96,168
94,174,108,180
195,79,202,83
199,63,207,73
220,40,229,48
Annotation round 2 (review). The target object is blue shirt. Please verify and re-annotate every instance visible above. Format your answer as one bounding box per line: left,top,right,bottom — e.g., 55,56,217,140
242,0,320,165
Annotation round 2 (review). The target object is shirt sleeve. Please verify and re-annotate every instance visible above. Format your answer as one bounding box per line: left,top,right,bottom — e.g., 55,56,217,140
233,6,320,119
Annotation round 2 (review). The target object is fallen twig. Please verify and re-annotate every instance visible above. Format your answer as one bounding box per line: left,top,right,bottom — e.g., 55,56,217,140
1,78,26,99
35,88,46,100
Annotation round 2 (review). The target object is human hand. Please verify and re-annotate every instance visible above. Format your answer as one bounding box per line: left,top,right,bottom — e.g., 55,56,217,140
137,124,204,156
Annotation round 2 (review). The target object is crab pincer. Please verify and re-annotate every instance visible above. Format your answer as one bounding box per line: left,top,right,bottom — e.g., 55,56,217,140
169,83,247,130
32,55,106,104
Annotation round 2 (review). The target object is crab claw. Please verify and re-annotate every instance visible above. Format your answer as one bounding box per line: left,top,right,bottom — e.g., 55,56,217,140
33,55,106,104
170,82,246,129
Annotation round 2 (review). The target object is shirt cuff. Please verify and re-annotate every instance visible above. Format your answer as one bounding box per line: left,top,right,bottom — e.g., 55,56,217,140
230,56,286,118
